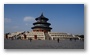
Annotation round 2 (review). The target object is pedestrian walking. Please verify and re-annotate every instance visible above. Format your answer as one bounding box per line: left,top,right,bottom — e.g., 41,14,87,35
57,38,59,43
29,38,32,42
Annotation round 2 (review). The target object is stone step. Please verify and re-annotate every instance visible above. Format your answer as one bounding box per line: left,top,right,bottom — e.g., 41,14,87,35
44,33,52,40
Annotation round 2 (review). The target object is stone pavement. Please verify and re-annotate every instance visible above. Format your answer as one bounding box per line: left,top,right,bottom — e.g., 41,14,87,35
4,39,84,49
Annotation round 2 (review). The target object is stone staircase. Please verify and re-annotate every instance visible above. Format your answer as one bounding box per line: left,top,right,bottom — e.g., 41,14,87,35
44,33,52,40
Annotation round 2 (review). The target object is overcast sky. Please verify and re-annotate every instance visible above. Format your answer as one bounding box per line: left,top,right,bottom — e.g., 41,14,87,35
4,4,84,35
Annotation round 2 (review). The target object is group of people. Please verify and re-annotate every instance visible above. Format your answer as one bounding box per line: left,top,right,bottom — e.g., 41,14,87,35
69,38,78,41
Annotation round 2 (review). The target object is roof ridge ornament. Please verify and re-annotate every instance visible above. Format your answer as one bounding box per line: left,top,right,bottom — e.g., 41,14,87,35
41,12,43,16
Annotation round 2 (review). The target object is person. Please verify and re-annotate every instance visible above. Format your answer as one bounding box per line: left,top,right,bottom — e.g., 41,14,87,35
53,38,55,40
49,38,51,40
29,38,32,42
70,38,72,41
5,34,8,39
74,38,76,41
57,38,59,43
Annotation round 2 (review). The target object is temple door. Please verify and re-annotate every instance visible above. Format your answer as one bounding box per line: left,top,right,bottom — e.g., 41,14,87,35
34,35,37,40
24,34,26,39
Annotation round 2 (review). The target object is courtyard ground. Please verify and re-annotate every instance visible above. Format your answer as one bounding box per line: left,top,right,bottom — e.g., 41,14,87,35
4,39,84,49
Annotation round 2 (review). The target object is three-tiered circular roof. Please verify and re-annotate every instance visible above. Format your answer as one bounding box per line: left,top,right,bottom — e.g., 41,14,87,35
31,13,52,30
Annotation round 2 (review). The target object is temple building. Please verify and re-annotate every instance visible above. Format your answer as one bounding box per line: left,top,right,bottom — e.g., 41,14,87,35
31,13,52,32
5,13,78,40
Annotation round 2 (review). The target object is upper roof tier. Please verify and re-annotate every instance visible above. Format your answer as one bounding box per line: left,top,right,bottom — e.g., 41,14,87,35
35,13,49,21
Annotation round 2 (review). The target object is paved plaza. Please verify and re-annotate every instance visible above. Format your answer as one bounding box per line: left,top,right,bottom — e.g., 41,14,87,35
4,39,84,49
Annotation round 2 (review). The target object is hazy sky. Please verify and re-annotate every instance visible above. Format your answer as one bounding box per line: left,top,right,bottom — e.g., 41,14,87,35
4,4,84,35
